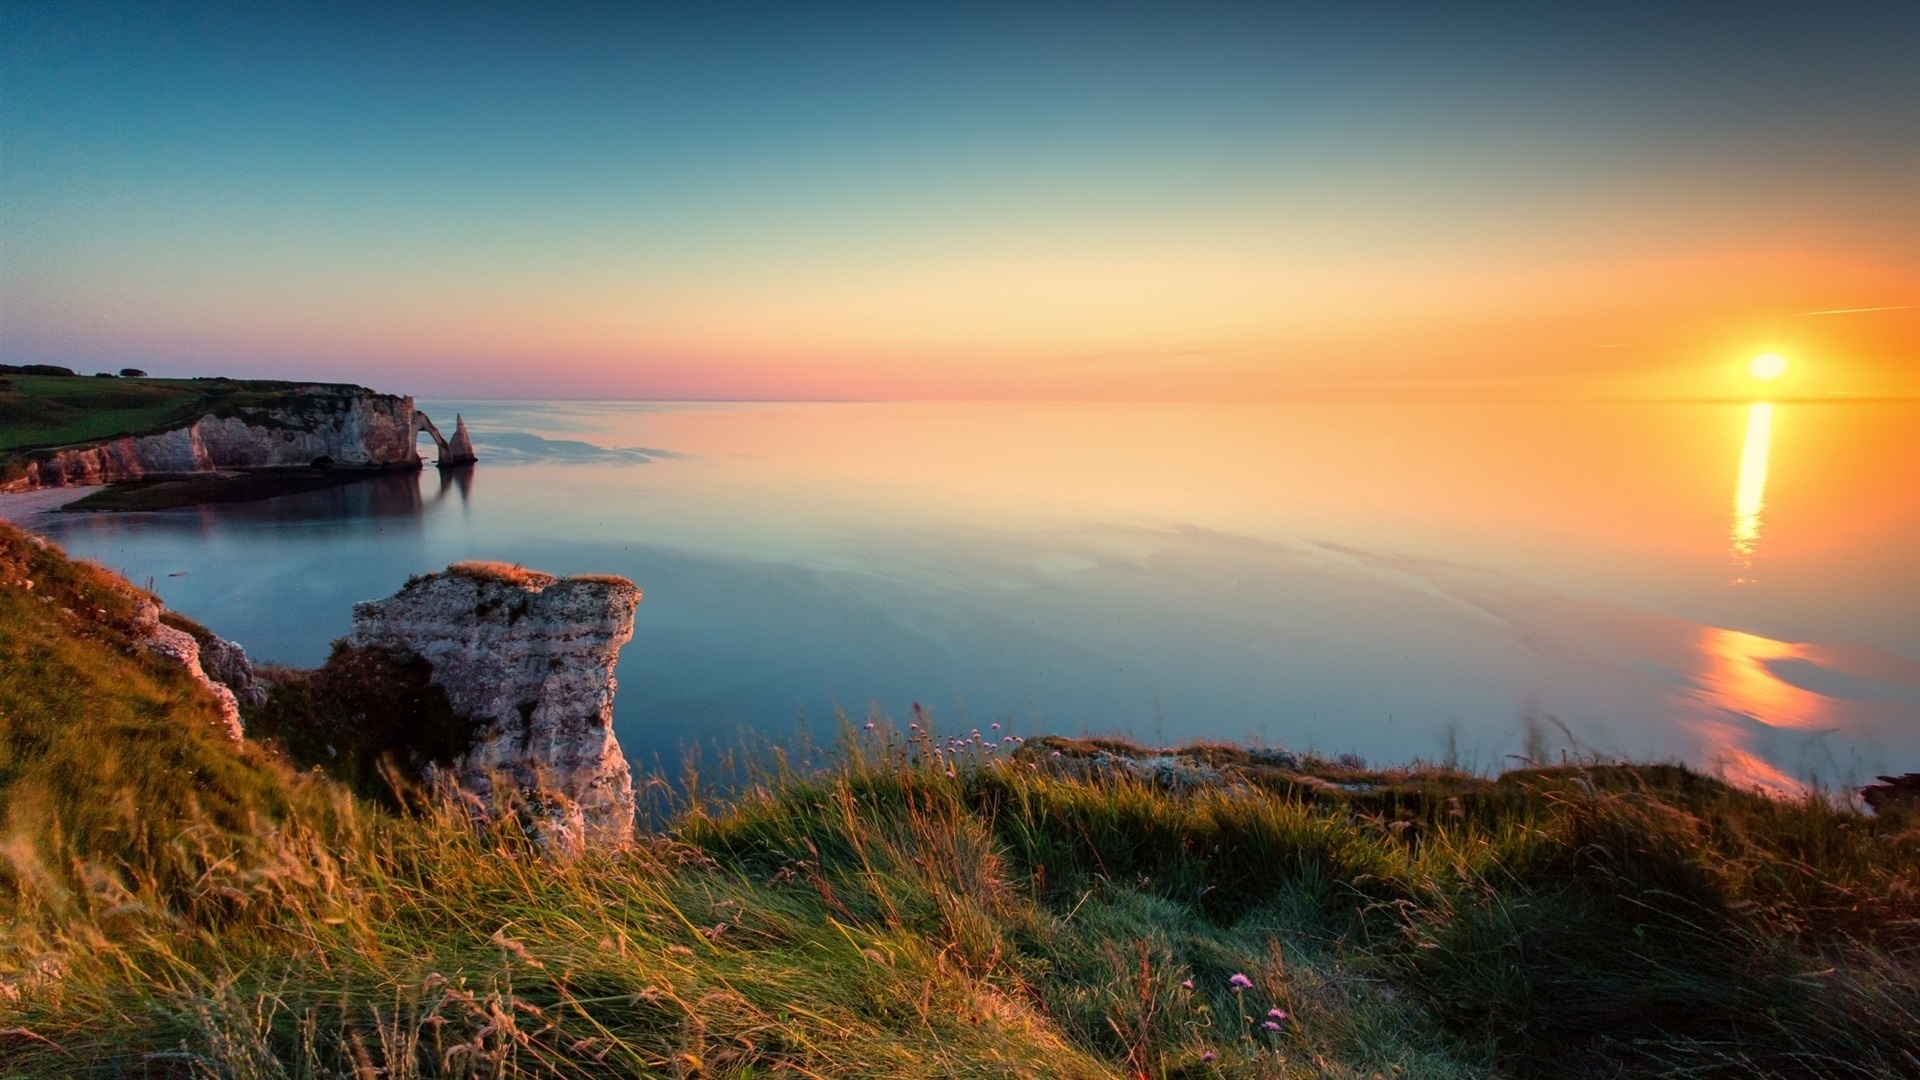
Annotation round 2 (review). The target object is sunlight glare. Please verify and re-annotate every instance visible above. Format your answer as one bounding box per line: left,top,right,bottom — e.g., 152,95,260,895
1748,353,1789,381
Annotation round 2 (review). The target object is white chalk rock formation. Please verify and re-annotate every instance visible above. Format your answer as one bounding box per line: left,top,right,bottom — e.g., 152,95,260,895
2,385,421,492
410,410,476,466
442,414,478,466
134,602,245,742
346,562,640,851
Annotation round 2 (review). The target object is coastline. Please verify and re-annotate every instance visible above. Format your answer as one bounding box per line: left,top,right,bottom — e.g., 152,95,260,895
0,485,87,525
5,515,1919,1077
0,466,409,523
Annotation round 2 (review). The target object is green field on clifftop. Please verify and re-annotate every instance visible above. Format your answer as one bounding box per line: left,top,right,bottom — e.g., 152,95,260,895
3,522,1919,1078
0,373,372,454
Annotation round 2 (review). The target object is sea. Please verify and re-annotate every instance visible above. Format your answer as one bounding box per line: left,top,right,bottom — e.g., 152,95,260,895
23,399,1920,790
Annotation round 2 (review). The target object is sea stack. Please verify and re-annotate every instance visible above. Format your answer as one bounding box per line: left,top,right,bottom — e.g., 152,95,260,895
346,562,639,852
440,414,478,466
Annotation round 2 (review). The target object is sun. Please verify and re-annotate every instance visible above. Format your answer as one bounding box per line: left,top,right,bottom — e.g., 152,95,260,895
1748,353,1789,381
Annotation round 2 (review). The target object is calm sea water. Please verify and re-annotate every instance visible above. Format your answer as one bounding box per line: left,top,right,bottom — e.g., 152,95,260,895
27,400,1920,789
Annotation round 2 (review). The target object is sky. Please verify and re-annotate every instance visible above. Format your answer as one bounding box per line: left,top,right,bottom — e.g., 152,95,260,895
2,1,1916,400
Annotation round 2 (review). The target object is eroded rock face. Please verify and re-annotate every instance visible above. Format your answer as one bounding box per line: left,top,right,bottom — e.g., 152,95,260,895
412,410,478,467
414,411,451,460
346,563,640,851
2,387,421,492
199,633,269,710
442,414,478,466
133,602,246,742
2,523,256,742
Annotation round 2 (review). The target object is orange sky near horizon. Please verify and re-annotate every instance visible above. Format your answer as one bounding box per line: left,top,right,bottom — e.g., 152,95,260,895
4,5,1915,401
18,228,1912,401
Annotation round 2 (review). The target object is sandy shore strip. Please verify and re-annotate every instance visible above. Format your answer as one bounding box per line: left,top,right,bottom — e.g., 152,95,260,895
0,487,92,525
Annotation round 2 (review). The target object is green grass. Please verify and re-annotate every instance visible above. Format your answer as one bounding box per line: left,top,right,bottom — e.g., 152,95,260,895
0,375,379,455
0,524,302,863
1,375,206,452
4,522,1919,1078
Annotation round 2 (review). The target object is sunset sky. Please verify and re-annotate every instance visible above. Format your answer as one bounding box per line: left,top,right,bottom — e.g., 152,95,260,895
3,2,1915,400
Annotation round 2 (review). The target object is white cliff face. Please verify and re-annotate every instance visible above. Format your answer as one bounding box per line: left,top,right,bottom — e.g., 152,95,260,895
2,387,421,492
345,563,641,851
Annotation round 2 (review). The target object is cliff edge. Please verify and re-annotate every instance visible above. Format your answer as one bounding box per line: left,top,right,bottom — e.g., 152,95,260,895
1,377,426,493
345,562,640,851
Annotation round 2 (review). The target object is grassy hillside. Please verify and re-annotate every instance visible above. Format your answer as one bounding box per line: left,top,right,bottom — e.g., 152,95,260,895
3,522,1919,1078
0,523,303,860
0,374,374,454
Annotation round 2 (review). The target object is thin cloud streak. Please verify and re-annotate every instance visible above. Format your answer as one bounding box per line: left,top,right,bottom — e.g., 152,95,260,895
1797,305,1915,316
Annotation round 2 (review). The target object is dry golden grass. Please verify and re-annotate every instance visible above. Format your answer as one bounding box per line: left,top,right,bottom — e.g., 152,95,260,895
5,523,1919,1078
443,561,558,589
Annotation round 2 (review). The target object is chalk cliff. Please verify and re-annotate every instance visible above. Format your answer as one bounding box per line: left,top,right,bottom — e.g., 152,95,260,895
345,563,640,852
2,385,422,493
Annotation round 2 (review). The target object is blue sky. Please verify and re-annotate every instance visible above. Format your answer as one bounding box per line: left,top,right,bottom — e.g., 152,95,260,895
4,2,1915,397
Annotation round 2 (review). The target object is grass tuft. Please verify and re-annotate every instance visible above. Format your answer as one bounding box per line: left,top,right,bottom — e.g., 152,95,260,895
441,561,558,589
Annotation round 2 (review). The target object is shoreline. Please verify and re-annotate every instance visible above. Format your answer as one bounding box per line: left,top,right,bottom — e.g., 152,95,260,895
0,485,88,525
4,517,1919,1076
0,465,422,523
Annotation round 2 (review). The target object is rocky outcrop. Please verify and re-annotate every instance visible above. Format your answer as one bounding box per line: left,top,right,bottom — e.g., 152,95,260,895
1015,736,1383,795
2,385,422,493
133,601,250,742
442,414,478,466
414,411,451,460
2,521,256,739
1863,774,1920,823
197,630,269,710
345,563,640,852
413,411,478,467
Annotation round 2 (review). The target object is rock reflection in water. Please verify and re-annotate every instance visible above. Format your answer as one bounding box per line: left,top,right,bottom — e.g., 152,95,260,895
23,399,1917,786
206,470,431,523
436,463,474,507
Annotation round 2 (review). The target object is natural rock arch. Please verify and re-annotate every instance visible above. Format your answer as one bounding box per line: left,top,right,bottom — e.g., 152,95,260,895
414,411,478,467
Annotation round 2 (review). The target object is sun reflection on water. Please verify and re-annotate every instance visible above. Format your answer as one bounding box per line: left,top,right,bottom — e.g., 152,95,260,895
1730,402,1773,581
1687,625,1828,792
1697,627,1825,730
